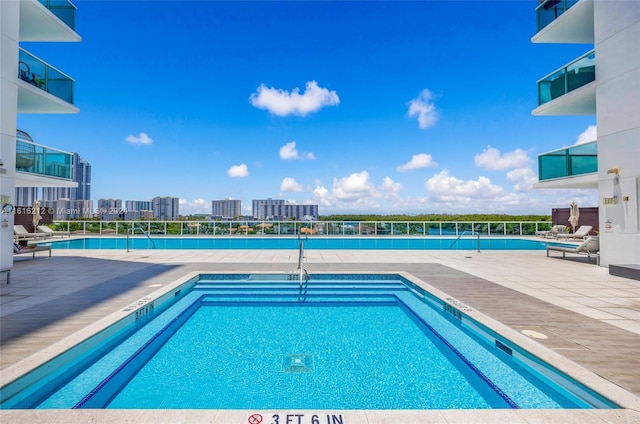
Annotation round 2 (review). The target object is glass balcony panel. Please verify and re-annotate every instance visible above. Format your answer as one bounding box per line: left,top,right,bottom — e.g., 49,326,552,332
536,0,579,32
538,69,567,104
16,140,72,180
537,50,595,106
18,48,75,104
38,0,76,30
539,154,569,180
538,140,597,181
570,155,598,175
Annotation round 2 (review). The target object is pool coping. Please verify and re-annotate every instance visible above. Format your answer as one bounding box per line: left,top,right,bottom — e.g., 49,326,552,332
2,270,639,419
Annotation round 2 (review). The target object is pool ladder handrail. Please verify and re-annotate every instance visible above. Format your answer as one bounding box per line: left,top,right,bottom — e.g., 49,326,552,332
297,235,309,301
449,230,481,252
126,226,156,252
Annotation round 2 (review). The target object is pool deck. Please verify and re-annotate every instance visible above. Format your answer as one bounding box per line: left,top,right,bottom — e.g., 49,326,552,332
1,245,639,423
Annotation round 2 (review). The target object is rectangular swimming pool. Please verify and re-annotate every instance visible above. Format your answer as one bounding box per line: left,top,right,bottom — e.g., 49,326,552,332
44,237,553,250
0,273,618,410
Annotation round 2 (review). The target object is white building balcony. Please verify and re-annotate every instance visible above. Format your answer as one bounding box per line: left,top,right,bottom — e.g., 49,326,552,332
20,0,80,42
17,48,79,114
532,50,595,116
533,0,594,44
534,140,598,189
15,132,77,188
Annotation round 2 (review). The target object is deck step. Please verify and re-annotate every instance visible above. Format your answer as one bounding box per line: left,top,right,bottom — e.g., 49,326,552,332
609,264,640,281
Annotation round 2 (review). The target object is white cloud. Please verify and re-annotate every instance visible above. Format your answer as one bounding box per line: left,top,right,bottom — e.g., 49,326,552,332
380,177,403,199
333,171,378,201
280,141,315,160
474,146,530,171
125,132,153,145
280,177,303,192
576,125,597,144
396,153,438,172
249,80,340,117
312,185,332,207
227,163,248,178
178,198,209,216
407,89,438,129
506,167,538,192
425,170,504,203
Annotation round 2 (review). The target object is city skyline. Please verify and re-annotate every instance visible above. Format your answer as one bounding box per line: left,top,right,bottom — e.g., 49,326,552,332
17,1,598,216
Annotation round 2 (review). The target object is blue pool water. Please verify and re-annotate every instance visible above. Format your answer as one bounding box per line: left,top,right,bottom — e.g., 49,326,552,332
46,237,549,250
0,274,616,410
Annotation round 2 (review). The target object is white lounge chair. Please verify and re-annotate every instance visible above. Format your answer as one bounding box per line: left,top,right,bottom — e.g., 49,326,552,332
14,225,49,241
13,242,51,258
547,236,599,265
556,225,593,240
536,224,565,238
37,225,71,238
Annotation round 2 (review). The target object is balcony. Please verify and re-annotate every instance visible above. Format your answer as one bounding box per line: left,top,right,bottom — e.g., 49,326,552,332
535,140,598,189
533,0,594,44
18,48,78,114
20,0,80,42
533,50,595,116
16,135,74,184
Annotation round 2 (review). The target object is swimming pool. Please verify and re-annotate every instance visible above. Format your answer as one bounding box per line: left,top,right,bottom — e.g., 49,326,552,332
0,273,617,410
45,237,551,250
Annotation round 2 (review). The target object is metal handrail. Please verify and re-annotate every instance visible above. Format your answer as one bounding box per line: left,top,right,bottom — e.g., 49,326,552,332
126,226,156,252
450,230,480,252
297,235,308,300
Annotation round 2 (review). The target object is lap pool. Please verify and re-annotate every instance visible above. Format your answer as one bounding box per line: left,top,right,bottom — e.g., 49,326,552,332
45,237,550,250
0,273,618,410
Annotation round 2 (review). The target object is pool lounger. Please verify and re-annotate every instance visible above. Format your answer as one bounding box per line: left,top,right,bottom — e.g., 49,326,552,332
546,236,599,265
13,243,51,259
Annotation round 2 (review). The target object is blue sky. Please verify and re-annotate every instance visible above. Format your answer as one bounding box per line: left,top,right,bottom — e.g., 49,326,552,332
19,0,598,216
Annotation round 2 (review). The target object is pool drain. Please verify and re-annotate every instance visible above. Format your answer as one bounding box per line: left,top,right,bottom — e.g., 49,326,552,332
282,354,314,373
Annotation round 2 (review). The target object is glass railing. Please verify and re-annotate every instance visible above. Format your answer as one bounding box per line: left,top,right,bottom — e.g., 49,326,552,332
536,0,580,32
51,220,554,237
538,140,597,181
16,139,73,180
537,50,595,105
38,0,77,30
18,48,75,104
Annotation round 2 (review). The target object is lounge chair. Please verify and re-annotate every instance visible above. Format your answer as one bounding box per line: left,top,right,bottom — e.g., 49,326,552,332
556,225,593,240
14,225,49,241
536,225,565,238
37,225,71,238
547,236,599,265
13,243,51,259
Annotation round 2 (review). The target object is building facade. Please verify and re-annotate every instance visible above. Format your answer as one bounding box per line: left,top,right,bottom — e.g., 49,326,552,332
41,152,91,202
252,198,285,220
532,0,640,266
212,198,241,219
125,200,153,212
253,198,318,221
0,0,81,272
152,196,179,221
97,198,122,214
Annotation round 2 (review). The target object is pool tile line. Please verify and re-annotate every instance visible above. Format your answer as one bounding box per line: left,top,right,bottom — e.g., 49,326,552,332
395,297,519,409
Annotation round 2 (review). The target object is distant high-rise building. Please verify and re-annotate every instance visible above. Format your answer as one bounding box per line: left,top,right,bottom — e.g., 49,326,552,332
14,187,38,207
152,196,179,220
42,153,91,202
125,200,153,212
124,210,154,221
252,198,318,220
252,198,285,220
212,198,241,219
98,198,123,214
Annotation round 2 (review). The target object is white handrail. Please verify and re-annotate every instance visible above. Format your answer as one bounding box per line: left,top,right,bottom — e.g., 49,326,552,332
126,226,156,252
450,230,480,252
